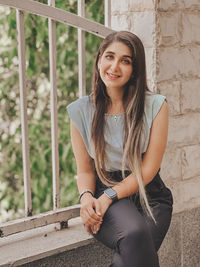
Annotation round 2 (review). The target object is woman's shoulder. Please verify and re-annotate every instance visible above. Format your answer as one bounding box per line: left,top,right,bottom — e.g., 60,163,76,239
66,95,93,114
145,91,167,107
145,90,167,121
145,90,166,102
67,95,91,109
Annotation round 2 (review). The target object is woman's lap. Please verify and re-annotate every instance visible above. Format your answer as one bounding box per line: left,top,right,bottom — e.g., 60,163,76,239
93,197,172,253
93,197,150,249
93,197,160,267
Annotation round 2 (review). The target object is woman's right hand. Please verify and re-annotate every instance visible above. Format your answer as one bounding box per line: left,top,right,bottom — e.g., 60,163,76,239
80,193,103,235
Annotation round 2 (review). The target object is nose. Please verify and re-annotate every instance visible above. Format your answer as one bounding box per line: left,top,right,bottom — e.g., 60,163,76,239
110,59,119,72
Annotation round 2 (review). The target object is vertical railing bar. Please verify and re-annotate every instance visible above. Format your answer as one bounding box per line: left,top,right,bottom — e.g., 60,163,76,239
104,0,111,27
16,10,32,216
48,0,60,210
78,0,86,98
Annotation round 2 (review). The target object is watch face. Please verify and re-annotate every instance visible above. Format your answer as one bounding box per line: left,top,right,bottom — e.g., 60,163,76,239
105,188,117,199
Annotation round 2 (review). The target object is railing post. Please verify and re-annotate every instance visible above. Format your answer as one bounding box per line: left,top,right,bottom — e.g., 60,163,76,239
104,0,111,27
16,10,32,216
48,0,60,209
78,0,86,98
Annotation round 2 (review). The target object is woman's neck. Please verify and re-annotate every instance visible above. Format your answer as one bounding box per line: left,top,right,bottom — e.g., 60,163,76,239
106,88,124,114
106,87,123,104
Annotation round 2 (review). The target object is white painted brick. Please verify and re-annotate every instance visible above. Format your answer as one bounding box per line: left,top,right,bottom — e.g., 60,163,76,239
180,47,200,77
181,145,200,179
111,0,155,13
157,47,179,81
158,0,200,10
129,12,156,47
168,113,200,146
158,12,179,46
160,147,182,181
158,80,181,115
179,47,200,77
181,13,200,45
111,0,129,14
181,79,200,112
168,176,200,213
158,0,180,10
145,48,156,91
157,47,200,82
111,14,131,31
182,0,200,8
129,0,155,11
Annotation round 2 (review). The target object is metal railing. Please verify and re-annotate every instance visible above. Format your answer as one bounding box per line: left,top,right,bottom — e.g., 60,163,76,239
0,0,113,238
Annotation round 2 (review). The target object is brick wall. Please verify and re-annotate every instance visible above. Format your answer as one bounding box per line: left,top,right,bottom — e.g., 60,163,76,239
111,0,200,215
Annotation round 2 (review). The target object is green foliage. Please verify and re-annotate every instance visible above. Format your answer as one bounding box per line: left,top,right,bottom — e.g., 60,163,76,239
0,0,104,222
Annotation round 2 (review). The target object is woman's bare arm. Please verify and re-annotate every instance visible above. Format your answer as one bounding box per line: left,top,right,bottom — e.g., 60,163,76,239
70,121,102,234
70,121,96,195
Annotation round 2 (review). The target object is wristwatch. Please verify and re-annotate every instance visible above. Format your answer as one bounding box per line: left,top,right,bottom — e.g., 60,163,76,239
104,188,118,203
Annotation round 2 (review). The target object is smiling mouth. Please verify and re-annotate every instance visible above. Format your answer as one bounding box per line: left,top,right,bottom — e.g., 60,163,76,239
107,73,120,79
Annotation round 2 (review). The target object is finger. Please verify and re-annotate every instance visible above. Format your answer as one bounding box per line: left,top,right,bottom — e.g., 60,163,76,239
81,209,100,226
91,221,102,234
81,201,101,221
85,224,92,236
87,206,102,222
93,200,102,217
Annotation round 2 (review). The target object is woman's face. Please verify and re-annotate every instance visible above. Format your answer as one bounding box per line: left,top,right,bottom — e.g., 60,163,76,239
98,41,133,91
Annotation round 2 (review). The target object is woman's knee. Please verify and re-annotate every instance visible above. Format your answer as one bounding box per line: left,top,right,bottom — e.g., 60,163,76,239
121,219,152,248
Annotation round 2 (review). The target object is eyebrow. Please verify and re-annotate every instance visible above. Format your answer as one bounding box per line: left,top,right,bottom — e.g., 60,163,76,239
105,51,133,60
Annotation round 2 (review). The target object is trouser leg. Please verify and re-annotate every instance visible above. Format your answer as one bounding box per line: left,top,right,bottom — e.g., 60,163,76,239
141,203,173,251
93,198,159,267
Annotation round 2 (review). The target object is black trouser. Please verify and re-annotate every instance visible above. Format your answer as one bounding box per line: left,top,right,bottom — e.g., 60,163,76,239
93,169,173,267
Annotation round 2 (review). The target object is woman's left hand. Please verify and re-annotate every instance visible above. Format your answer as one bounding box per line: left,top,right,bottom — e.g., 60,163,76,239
91,193,112,234
97,193,113,217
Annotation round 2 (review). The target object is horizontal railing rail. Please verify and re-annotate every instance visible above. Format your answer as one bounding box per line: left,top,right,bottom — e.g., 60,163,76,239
0,0,113,38
0,205,80,238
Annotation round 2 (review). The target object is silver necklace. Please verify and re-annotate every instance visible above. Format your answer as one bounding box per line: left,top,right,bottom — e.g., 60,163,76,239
114,115,118,122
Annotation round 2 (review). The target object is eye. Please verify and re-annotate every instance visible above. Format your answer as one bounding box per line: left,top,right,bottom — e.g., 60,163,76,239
105,55,113,60
121,59,131,64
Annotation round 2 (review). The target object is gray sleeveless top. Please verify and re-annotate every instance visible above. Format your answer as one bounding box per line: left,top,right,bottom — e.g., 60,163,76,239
67,91,166,171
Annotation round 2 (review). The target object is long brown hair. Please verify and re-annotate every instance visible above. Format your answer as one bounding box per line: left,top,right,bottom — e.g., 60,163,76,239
91,31,156,222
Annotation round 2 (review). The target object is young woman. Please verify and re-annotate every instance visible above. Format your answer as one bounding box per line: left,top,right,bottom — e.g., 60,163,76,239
67,31,173,267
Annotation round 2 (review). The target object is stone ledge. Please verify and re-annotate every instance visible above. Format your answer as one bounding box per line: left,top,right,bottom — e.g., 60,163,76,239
0,217,93,267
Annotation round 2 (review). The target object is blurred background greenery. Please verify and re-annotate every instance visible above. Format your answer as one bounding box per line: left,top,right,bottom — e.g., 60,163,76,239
0,0,103,222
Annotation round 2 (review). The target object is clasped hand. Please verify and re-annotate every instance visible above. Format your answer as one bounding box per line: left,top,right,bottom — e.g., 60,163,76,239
80,193,112,235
